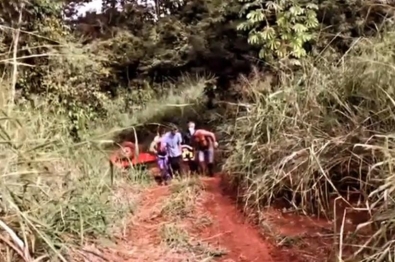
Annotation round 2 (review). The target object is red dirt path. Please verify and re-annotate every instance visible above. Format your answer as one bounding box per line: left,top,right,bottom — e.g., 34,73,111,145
195,176,334,262
197,176,278,262
79,174,334,261
103,186,173,261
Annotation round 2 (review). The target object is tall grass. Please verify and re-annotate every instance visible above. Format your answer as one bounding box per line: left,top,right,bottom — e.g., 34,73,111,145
0,70,211,261
0,104,124,261
88,74,212,145
222,32,395,261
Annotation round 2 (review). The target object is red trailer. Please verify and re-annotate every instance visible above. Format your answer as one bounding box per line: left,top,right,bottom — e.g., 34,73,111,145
109,142,194,184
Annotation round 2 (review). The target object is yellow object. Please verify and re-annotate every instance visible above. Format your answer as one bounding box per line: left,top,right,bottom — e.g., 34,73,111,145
182,146,194,161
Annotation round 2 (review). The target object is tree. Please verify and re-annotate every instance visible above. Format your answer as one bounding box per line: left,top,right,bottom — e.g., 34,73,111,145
237,0,319,63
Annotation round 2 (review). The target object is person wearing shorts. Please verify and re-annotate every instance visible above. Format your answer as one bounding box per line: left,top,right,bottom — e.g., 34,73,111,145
149,127,170,184
191,129,218,176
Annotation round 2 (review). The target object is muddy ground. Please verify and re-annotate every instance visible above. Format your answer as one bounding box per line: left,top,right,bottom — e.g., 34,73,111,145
74,171,360,262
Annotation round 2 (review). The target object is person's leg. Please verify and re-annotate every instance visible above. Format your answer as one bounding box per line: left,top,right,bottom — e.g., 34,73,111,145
157,157,166,185
170,155,182,177
168,156,178,178
189,159,198,174
163,156,171,184
188,149,198,174
177,155,185,177
185,152,192,174
167,157,174,178
206,147,215,177
197,150,206,175
192,151,200,175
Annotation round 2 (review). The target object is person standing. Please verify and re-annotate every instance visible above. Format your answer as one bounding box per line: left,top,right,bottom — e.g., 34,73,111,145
160,124,184,179
183,121,199,173
183,121,195,146
149,127,170,185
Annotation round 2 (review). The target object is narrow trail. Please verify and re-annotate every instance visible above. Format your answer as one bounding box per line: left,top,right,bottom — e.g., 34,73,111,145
102,186,173,262
197,176,275,262
82,173,326,261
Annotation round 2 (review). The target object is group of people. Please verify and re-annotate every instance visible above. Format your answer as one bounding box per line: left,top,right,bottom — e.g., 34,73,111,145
149,121,218,185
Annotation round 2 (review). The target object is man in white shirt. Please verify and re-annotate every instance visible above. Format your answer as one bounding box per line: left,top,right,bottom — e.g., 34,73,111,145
160,124,184,178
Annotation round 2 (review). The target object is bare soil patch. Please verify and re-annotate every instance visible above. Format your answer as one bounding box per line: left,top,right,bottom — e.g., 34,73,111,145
76,173,369,262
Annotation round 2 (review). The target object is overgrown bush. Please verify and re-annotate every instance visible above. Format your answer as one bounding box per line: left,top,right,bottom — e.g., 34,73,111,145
222,32,395,261
0,69,214,260
0,99,141,261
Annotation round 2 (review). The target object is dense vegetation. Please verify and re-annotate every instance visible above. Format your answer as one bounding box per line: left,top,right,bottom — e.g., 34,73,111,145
1,0,395,261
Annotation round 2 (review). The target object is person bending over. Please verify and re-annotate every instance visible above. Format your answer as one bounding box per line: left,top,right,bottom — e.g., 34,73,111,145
149,127,170,185
191,128,218,176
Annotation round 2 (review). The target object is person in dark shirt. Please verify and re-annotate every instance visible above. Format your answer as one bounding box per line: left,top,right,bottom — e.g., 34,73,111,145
183,121,199,173
183,121,195,146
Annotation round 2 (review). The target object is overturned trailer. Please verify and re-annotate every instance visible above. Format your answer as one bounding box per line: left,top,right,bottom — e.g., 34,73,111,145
109,142,195,184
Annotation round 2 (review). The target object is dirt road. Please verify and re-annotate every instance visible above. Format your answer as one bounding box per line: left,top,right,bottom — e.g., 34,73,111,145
79,174,329,261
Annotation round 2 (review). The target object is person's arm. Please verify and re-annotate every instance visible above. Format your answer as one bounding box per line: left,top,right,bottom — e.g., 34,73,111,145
197,129,218,148
177,132,182,152
197,130,216,143
149,136,159,154
159,134,168,152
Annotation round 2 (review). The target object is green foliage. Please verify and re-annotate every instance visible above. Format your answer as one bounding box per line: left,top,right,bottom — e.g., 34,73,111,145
2,0,388,125
237,0,319,61
0,0,395,261
0,0,104,139
0,102,141,261
222,32,395,261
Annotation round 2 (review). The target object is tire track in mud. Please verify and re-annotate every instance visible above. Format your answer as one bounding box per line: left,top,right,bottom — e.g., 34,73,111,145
196,176,297,262
197,176,274,261
83,175,300,261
